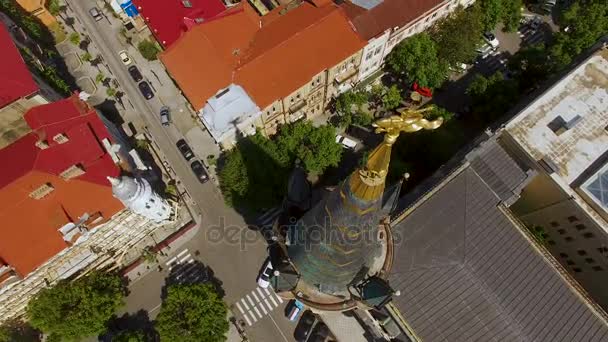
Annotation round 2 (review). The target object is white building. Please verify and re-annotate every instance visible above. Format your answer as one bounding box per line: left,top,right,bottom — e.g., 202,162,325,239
503,46,608,308
108,176,173,223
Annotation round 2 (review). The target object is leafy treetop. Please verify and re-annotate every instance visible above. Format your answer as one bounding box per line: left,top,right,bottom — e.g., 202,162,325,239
26,272,125,341
155,283,228,342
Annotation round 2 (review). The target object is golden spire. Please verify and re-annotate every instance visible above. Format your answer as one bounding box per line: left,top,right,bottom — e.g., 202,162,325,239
348,106,444,202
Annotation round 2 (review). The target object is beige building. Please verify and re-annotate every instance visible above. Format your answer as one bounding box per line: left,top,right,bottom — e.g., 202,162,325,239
15,0,58,28
503,46,608,308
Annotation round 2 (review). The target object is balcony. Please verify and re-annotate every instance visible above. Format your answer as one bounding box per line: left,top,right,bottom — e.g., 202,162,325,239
334,66,359,85
288,99,307,114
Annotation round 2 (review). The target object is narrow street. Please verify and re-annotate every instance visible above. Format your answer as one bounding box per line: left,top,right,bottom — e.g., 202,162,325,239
63,1,296,340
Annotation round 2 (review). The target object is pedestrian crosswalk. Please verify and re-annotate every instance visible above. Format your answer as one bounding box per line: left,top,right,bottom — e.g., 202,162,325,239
234,287,285,326
165,249,208,284
256,207,282,228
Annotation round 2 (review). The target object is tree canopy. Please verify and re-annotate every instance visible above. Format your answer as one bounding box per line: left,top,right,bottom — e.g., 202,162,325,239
466,72,519,120
477,0,523,32
113,330,146,342
137,40,160,61
381,85,403,110
26,272,125,341
218,122,342,210
433,6,484,66
155,283,228,342
334,90,372,127
386,33,448,89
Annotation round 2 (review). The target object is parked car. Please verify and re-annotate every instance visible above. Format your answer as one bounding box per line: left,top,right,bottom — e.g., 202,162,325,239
89,7,103,21
476,44,494,59
160,106,171,126
257,259,273,288
335,134,357,149
294,311,317,342
138,81,154,100
128,65,143,82
449,63,469,73
190,160,209,183
287,299,305,322
176,139,194,161
118,50,132,65
483,32,499,48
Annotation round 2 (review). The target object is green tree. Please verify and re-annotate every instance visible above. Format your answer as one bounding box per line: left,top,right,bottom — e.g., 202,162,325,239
433,6,484,66
386,33,448,89
137,40,160,61
155,283,228,342
549,0,608,68
96,72,105,84
381,85,403,110
501,0,523,32
26,272,125,341
114,330,146,342
68,32,80,45
47,0,60,15
277,122,342,174
425,105,454,123
334,90,370,128
81,52,92,62
106,87,117,98
479,0,503,31
0,320,40,342
508,44,551,91
466,72,519,120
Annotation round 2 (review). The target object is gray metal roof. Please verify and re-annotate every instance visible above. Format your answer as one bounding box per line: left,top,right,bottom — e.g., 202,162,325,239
389,166,608,341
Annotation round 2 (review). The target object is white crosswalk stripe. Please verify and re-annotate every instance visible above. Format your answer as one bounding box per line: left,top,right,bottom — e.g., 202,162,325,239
233,286,284,326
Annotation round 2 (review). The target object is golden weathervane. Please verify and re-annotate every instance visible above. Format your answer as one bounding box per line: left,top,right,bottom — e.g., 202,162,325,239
373,106,444,145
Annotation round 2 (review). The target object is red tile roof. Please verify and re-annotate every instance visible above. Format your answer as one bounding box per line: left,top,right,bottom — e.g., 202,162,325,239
0,96,123,276
161,2,366,110
132,0,226,47
0,23,38,109
340,0,445,40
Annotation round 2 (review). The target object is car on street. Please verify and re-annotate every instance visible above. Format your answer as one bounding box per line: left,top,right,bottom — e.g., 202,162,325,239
476,44,494,59
294,311,317,342
190,160,209,183
335,134,357,149
483,32,499,48
160,106,171,126
138,81,154,100
128,65,143,82
89,7,103,21
287,299,305,322
257,259,273,288
118,50,132,65
176,139,195,161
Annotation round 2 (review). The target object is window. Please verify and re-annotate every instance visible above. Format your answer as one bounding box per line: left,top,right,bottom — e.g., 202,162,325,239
566,260,575,265
272,107,276,112
582,164,608,211
550,221,559,227
374,47,382,55
583,232,595,239
567,216,579,222
565,236,574,242
290,98,294,103
432,12,438,18
559,253,568,258
296,94,301,99
575,224,586,231
577,250,587,256
573,267,582,273
425,16,430,22
365,51,373,60
557,229,566,235
585,258,595,264
593,266,604,271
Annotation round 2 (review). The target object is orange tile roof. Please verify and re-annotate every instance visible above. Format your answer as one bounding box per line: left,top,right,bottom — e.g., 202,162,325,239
161,1,366,110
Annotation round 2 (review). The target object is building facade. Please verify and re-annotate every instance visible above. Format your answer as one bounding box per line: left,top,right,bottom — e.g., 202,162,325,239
503,46,608,309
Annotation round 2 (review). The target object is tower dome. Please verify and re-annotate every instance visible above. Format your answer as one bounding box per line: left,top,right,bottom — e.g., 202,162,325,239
107,176,172,223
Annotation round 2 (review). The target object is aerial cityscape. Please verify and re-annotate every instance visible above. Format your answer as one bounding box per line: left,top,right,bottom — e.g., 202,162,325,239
0,0,606,341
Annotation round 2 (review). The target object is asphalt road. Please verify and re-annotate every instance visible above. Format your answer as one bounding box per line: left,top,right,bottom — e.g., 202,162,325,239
64,1,295,340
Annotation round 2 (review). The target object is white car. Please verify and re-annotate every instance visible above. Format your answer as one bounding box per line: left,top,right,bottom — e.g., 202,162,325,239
257,259,273,288
483,32,499,49
118,50,132,66
336,134,357,149
476,44,494,59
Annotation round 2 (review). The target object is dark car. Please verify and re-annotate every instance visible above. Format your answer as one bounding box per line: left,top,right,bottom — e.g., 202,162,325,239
138,81,154,100
294,311,317,342
190,160,209,183
308,321,330,342
176,139,194,161
128,65,143,82
160,106,171,126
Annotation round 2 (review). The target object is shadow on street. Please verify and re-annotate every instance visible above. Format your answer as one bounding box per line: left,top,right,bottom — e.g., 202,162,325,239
100,310,158,342
161,260,225,299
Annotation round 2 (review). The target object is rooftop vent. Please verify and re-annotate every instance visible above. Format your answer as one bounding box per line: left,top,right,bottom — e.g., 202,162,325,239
182,0,193,8
35,140,49,150
29,183,54,199
59,164,85,180
53,133,69,144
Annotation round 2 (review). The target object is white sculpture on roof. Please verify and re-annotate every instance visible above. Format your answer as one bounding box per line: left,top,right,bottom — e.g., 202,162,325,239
107,175,172,223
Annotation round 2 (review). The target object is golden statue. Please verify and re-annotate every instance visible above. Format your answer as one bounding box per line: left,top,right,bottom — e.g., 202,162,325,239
373,106,444,145
350,106,444,201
